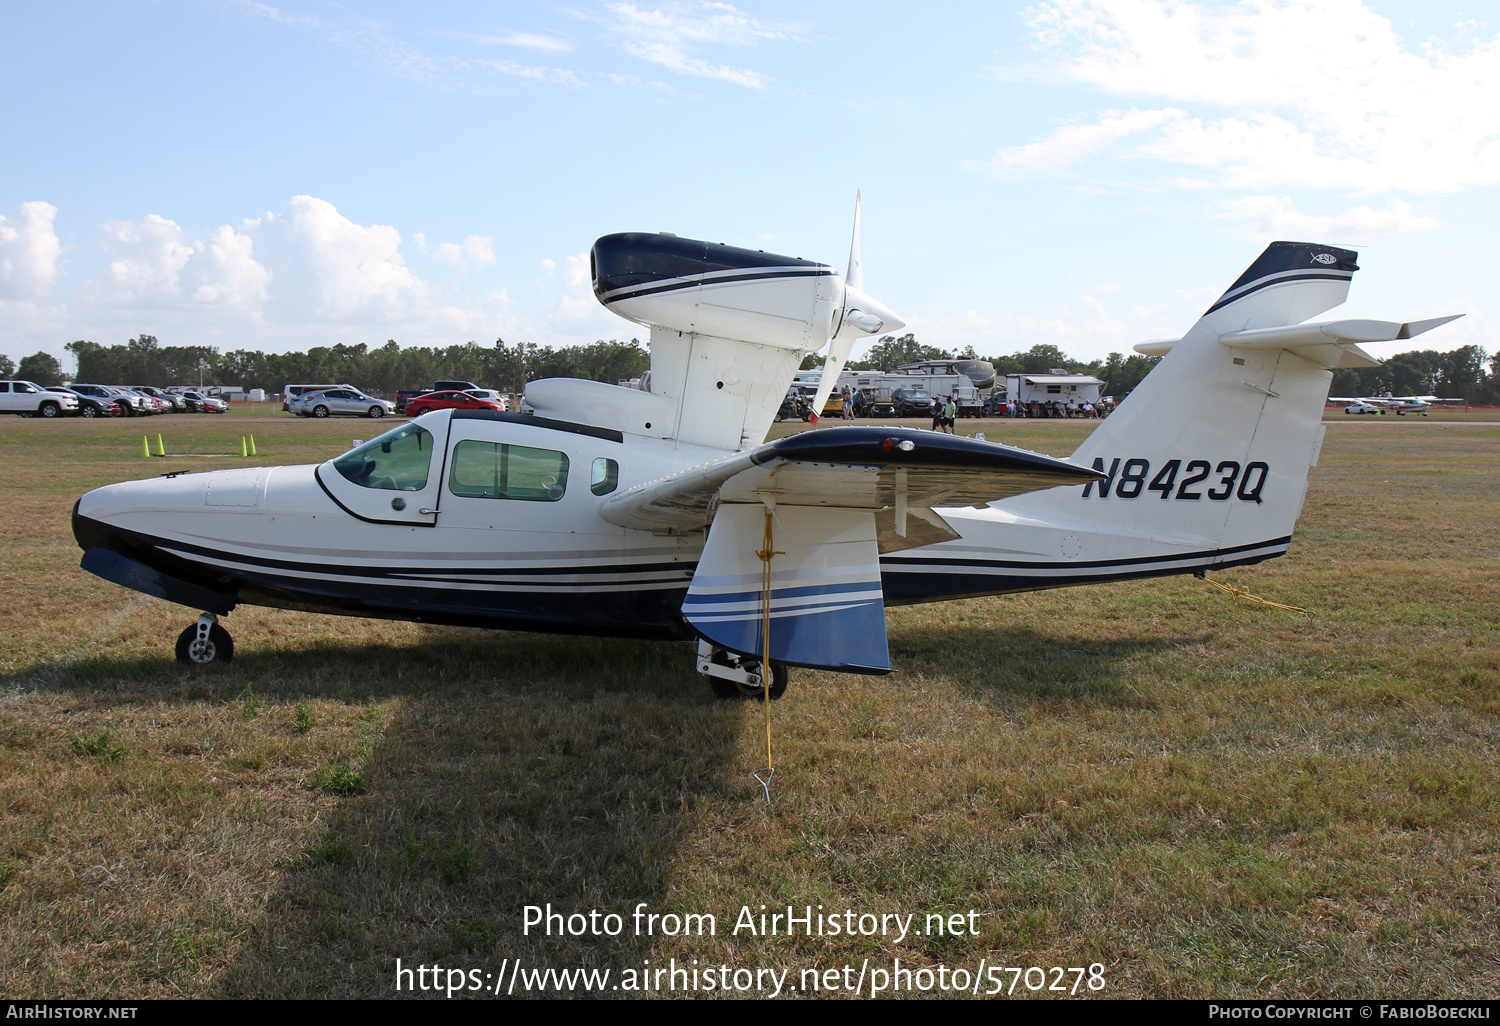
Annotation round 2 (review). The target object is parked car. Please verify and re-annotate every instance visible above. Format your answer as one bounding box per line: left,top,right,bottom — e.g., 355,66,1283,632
179,390,227,413
291,388,396,419
1,380,78,417
47,386,120,418
463,389,510,411
395,381,486,412
131,386,188,411
891,387,936,418
283,383,357,412
121,388,169,414
70,384,148,417
403,390,506,416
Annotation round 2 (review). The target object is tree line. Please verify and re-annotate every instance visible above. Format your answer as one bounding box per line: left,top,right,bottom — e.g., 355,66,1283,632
810,332,1500,402
48,337,651,395
3,332,1496,403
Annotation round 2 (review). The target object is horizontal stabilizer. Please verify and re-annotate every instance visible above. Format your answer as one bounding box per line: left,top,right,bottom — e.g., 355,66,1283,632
684,504,890,673
1398,314,1465,339
1219,315,1463,348
1134,314,1463,366
597,427,1102,534
1134,339,1178,357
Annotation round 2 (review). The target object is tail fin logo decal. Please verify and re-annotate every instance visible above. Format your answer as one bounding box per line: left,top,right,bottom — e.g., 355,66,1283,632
1312,252,1338,265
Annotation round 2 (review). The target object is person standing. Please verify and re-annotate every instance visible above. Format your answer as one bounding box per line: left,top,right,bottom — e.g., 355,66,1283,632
943,396,957,434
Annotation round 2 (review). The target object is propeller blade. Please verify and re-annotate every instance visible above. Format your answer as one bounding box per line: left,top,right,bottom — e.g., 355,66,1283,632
846,189,863,292
808,191,899,425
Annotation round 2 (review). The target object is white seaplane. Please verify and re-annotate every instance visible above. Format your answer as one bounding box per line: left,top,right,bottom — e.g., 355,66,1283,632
1329,393,1465,416
73,200,1460,698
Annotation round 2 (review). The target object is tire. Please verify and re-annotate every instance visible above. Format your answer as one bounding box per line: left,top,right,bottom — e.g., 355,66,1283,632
313,405,330,418
708,656,788,701
39,402,60,418
175,622,234,664
410,407,429,417
81,405,99,418
368,406,385,418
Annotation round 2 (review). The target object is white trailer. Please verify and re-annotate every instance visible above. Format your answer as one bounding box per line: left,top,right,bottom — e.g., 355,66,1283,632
1003,373,1105,411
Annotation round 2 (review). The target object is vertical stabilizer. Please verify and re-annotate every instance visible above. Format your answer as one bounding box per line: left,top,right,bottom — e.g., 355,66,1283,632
995,242,1359,557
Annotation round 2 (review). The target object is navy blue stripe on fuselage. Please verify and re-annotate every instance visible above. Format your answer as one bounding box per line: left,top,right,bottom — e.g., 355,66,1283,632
1205,272,1352,315
600,267,836,305
884,535,1291,573
880,536,1290,604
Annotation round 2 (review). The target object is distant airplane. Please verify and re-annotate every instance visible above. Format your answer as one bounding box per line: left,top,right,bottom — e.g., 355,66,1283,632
1330,394,1466,416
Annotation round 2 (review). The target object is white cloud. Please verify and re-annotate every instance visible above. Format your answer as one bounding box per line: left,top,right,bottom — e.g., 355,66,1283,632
181,224,272,311
462,31,573,53
894,278,1227,363
0,201,63,300
242,196,425,321
1218,195,1440,240
964,107,1182,177
599,2,796,88
227,2,584,88
534,250,625,340
976,0,1500,194
81,214,203,307
432,234,497,271
462,235,496,266
76,196,425,323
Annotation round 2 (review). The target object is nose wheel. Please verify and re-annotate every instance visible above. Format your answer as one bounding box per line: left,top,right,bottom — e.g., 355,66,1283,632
175,613,235,664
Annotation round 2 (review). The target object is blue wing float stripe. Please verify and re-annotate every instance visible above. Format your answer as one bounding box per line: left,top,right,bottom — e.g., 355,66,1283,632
683,504,890,674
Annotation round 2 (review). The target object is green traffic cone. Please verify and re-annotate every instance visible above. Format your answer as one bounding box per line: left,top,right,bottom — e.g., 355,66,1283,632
240,436,248,458
155,434,166,457
141,436,150,458
249,434,257,456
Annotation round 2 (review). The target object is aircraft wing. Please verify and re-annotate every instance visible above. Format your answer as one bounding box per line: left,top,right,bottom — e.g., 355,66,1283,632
601,428,1102,675
598,427,1100,538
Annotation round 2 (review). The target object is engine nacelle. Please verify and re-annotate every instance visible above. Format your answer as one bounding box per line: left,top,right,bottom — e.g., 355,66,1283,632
592,233,844,352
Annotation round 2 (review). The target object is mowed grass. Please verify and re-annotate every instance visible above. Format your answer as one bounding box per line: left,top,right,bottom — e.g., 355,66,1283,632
0,413,1496,999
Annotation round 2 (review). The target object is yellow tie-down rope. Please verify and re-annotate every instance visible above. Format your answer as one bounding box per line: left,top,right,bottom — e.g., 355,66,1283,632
753,505,784,803
1195,571,1313,616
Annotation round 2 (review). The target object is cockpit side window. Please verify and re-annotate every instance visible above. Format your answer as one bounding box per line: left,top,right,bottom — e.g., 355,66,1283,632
449,440,569,501
333,424,433,491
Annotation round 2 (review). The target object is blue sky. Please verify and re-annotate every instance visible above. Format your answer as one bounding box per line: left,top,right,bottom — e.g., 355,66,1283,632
2,1,1496,372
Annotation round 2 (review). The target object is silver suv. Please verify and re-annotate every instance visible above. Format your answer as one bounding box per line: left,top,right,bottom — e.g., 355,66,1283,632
291,388,395,419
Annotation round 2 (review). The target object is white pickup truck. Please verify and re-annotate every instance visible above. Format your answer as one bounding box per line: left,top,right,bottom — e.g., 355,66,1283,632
0,380,78,417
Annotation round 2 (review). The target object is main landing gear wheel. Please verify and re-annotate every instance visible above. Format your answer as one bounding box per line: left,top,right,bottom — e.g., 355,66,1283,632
175,616,234,664
705,655,787,700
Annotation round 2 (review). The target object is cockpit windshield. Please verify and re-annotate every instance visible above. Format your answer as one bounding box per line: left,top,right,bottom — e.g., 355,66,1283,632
333,424,433,491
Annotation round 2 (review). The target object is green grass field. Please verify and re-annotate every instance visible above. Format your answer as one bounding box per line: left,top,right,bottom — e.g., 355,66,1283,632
1,412,1496,999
